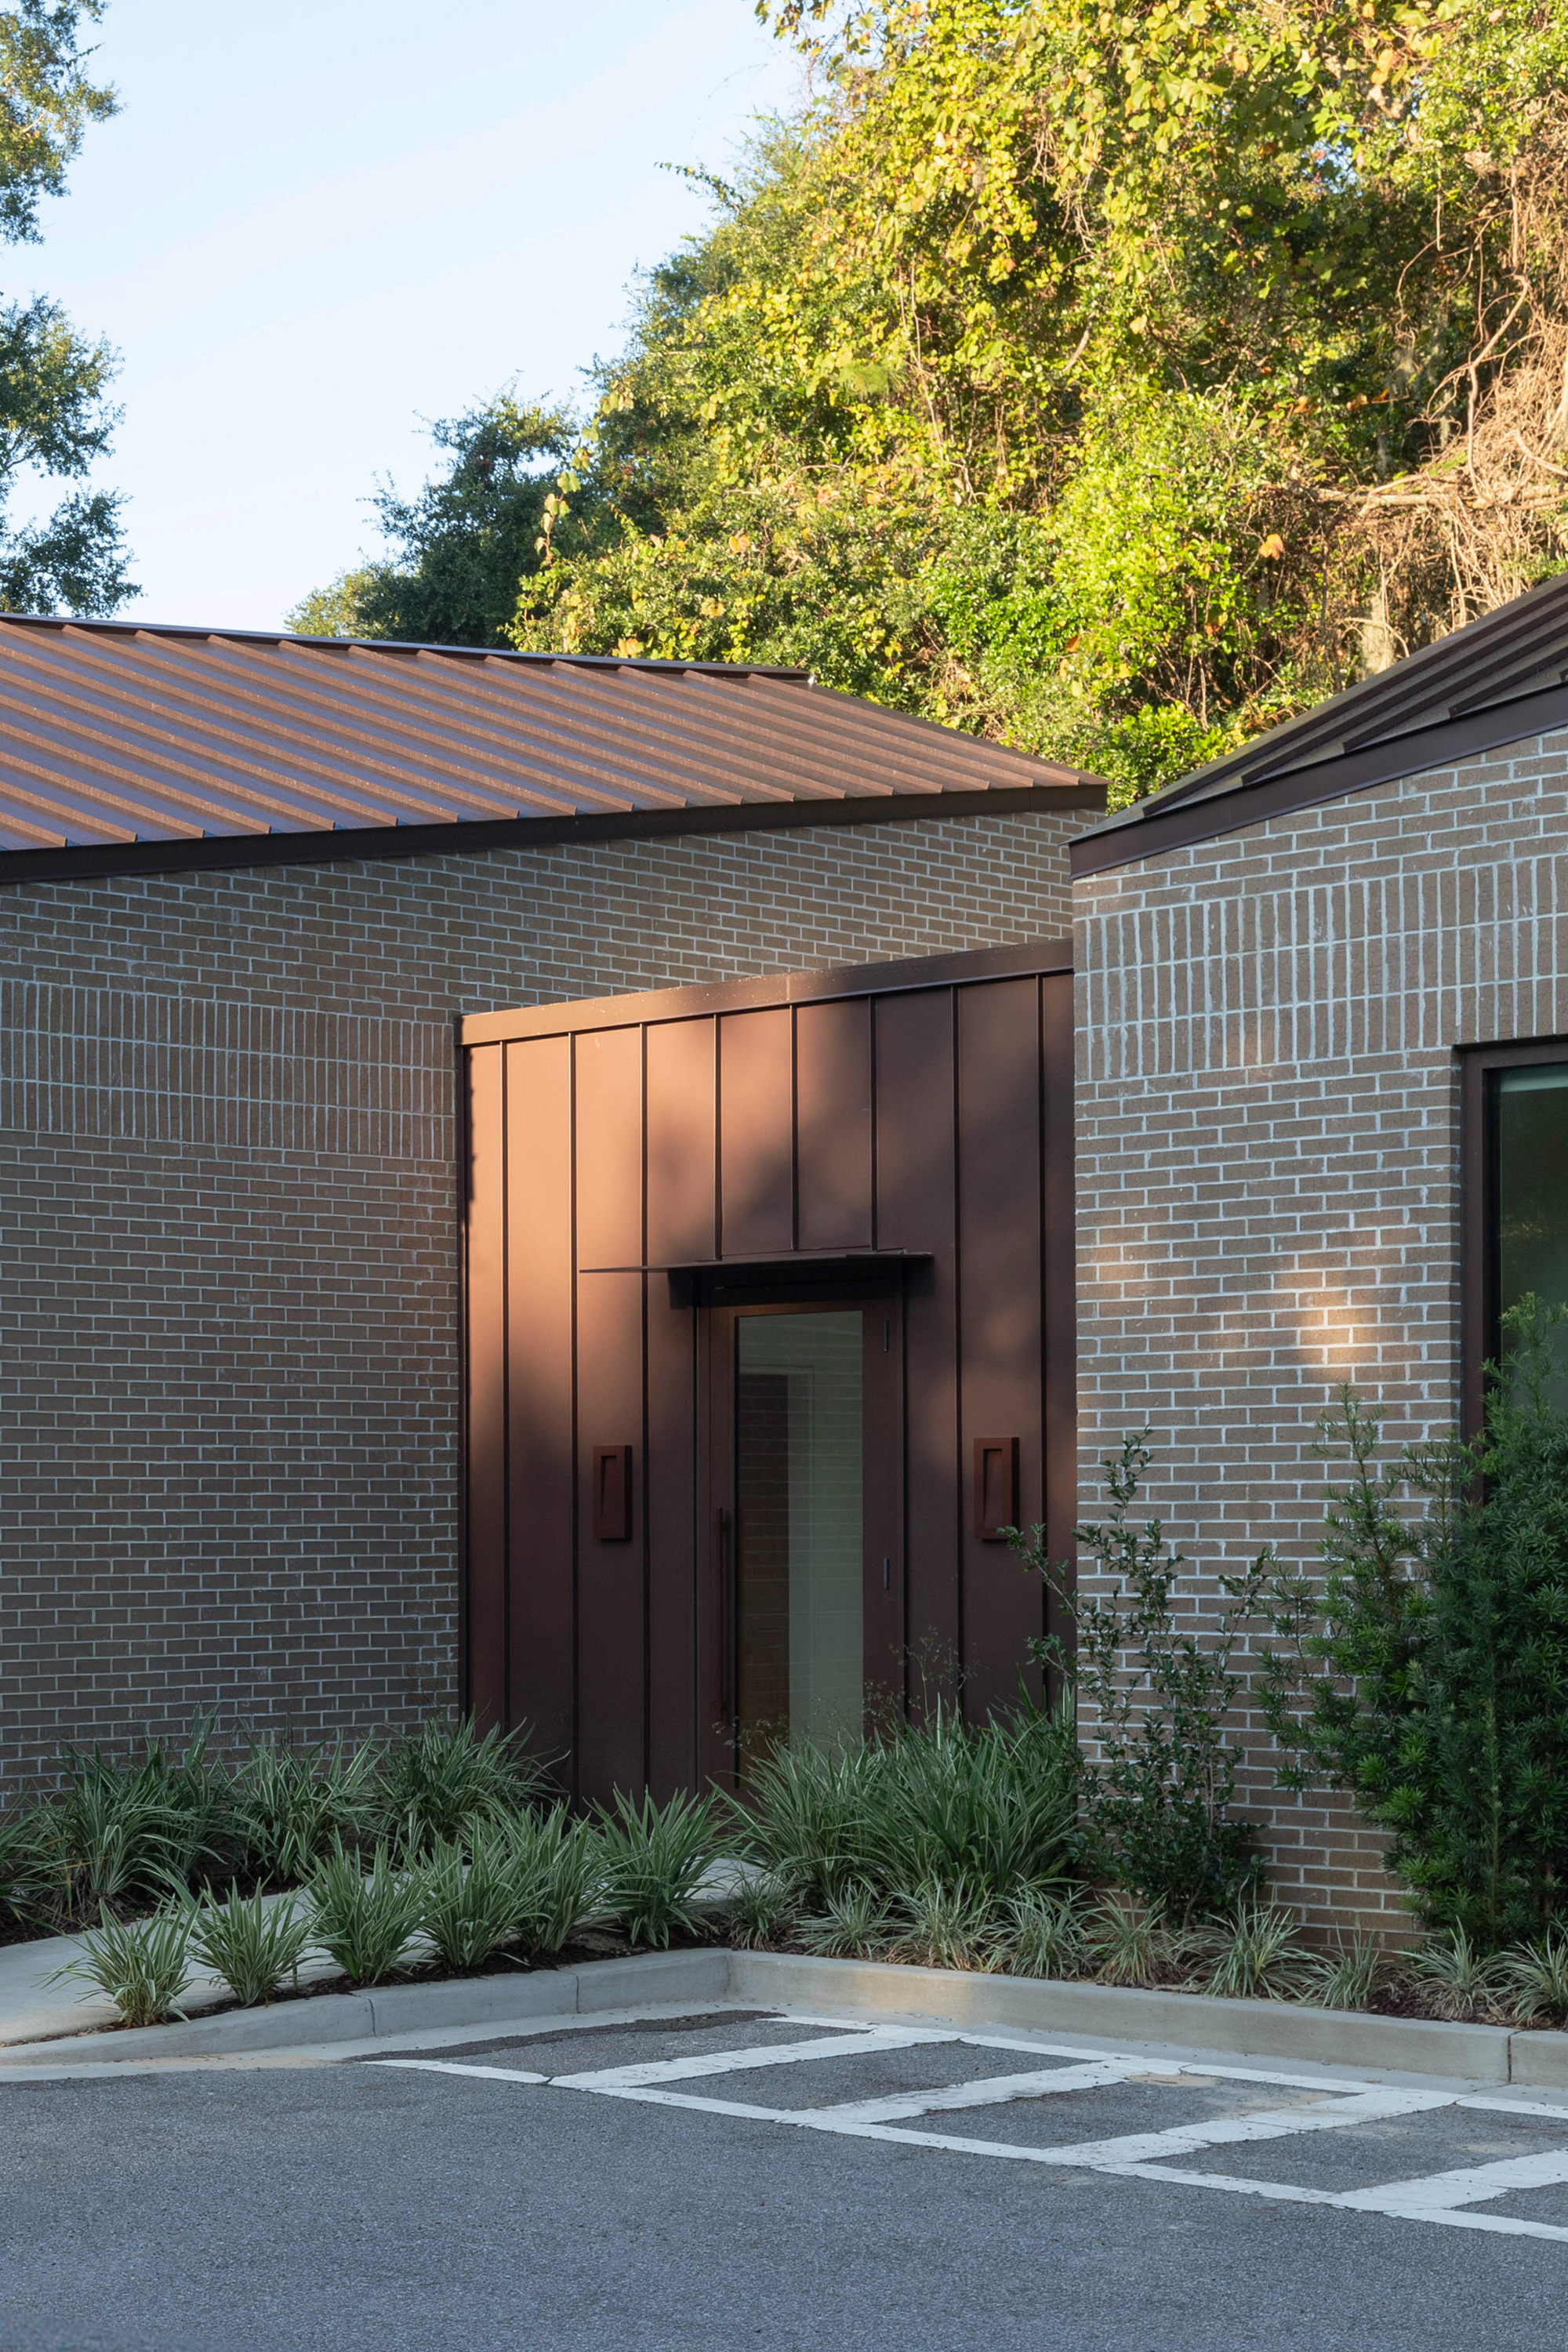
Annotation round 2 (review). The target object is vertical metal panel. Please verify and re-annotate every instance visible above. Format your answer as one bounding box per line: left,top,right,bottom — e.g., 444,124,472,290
956,977,1045,1719
873,987,960,1705
646,1017,717,1265
646,1265,697,1797
796,996,873,1249
503,1034,575,1762
575,1268,648,1803
1040,968,1077,1634
463,1044,508,1729
718,1007,793,1256
575,1025,643,1270
644,1016,709,1795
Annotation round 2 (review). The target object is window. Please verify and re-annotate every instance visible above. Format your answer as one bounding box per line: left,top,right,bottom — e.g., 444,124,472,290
1463,1039,1568,1428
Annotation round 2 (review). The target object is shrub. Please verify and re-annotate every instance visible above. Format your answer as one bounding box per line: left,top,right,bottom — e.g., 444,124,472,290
1307,1937,1387,2013
27,1724,233,1929
1499,1929,1568,2026
1003,1889,1091,1980
188,1886,312,2007
1009,1435,1271,1922
1261,1301,1568,1946
307,1843,422,1985
724,1704,1080,1917
596,1790,717,1949
507,1806,601,1961
377,1718,546,1856
232,1737,380,1888
416,1831,526,1973
793,1883,892,1960
1193,1900,1316,2002
55,1907,194,2029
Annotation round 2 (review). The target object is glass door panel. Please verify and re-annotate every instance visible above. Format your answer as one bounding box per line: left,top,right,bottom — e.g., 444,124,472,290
735,1309,864,1759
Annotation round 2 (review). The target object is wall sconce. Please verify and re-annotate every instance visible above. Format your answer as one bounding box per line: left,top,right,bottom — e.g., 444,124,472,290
593,1444,634,1541
972,1436,1019,1541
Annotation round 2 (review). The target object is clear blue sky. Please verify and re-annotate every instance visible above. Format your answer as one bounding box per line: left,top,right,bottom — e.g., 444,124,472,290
13,1,804,628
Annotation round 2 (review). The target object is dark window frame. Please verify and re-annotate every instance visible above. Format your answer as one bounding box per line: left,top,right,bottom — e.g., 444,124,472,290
1460,1032,1568,1436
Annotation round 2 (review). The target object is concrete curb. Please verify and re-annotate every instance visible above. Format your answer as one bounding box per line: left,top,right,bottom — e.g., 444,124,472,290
730,1954,1537,2084
0,1950,731,2067
7,1944,1568,2088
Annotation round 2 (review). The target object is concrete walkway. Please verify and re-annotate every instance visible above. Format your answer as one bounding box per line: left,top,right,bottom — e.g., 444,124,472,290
0,1906,342,2048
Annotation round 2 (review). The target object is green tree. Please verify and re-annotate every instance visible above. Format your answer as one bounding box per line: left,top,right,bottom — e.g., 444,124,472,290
288,395,574,648
511,0,1568,797
0,2,133,613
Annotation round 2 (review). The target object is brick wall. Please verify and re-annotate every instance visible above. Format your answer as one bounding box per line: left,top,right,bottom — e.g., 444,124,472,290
1073,724,1568,1936
0,807,1079,1788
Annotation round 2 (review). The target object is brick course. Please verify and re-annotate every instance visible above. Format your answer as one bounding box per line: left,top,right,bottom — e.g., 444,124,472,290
0,808,1078,1789
1073,724,1568,1935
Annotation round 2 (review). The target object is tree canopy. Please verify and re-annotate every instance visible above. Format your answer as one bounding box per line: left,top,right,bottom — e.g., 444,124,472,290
287,396,574,648
300,0,1568,799
0,2,132,615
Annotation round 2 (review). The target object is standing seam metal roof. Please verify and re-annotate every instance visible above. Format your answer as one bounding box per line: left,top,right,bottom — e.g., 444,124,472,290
0,617,1104,874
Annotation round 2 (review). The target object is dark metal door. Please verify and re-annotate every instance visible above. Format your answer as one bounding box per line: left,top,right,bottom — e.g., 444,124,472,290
701,1296,904,1786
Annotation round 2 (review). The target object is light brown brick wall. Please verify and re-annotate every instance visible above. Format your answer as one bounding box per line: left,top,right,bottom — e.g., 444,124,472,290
1073,725,1568,1937
0,808,1080,1789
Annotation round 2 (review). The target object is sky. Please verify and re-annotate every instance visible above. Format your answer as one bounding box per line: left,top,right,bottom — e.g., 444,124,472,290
10,1,804,628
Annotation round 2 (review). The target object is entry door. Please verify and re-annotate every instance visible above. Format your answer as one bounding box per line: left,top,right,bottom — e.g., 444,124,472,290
702,1298,903,1786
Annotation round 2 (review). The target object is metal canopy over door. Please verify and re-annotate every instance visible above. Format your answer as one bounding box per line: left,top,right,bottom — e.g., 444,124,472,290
459,938,1075,1806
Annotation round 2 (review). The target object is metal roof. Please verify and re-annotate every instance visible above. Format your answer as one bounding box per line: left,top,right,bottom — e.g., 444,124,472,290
0,616,1104,884
1075,569,1568,873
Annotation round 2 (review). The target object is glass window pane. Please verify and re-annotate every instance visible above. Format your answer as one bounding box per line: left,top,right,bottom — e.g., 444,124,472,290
1496,1065,1568,1391
735,1310,863,1760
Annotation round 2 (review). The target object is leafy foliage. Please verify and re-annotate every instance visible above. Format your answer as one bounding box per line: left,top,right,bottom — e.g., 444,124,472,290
375,1717,548,1857
1010,1436,1272,1920
1260,1301,1568,1944
305,1842,421,1987
187,1886,311,2008
493,0,1568,795
726,1704,1080,1913
595,1789,717,1950
288,397,574,648
0,5,132,612
55,1905,194,2029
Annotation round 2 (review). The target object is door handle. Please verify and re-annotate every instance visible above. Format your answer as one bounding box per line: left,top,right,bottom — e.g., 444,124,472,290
717,1507,735,1723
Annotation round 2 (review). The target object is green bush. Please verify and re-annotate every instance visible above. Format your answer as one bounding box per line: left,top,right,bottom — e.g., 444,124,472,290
727,1704,1080,1916
55,1907,195,2029
188,1886,312,2007
416,1831,527,1973
26,1722,233,1929
504,1806,601,1962
1261,1301,1568,1946
377,1718,546,1856
1008,1439,1271,1922
595,1790,716,1949
232,1737,380,1888
306,1843,422,1985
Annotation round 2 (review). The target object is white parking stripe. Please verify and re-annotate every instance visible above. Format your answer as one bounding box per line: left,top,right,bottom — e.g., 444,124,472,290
1029,2086,1450,2168
815,2061,1134,2125
376,2060,549,2083
1340,2148,1568,2212
361,2015,1568,2243
550,2029,949,2089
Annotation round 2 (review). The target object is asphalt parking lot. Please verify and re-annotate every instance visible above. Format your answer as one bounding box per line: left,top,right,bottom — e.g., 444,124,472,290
5,2007,1568,2352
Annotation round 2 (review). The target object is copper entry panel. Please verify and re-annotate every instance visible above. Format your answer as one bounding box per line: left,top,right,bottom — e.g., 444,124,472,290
460,938,1075,1802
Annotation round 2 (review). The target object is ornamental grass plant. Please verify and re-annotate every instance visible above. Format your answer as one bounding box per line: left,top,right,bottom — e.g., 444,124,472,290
377,1719,548,1857
56,1907,194,2028
595,1789,716,1949
306,1842,422,1986
187,1886,313,2007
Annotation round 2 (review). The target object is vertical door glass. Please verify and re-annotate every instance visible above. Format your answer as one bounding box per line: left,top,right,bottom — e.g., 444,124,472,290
1497,1064,1568,1399
735,1310,863,1759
